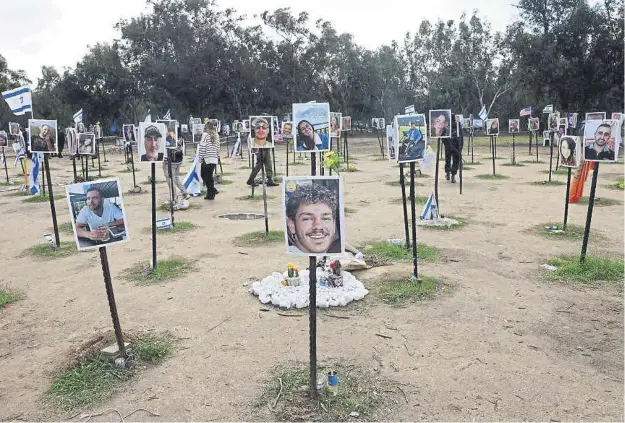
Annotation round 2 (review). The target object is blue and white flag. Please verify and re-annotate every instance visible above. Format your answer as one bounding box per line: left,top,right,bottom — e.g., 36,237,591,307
1,149,5,165
478,105,488,121
73,109,83,123
144,109,152,123
28,153,42,195
2,86,33,116
420,191,439,220
542,104,553,114
404,105,415,114
14,149,25,167
163,109,171,120
182,148,202,196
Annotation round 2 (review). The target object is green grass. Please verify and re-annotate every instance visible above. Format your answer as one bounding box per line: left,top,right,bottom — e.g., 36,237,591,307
0,286,24,308
132,336,173,364
501,162,526,167
419,215,469,231
530,180,566,186
475,173,509,179
385,179,423,187
9,190,30,196
532,223,589,240
389,195,429,205
540,169,569,175
158,202,200,212
576,196,622,207
236,194,276,201
521,160,546,164
462,166,474,170
58,222,74,234
0,180,17,186
26,241,77,260
605,177,624,190
120,168,140,173
254,362,393,422
140,179,166,186
46,334,173,410
219,179,234,185
143,221,198,234
341,165,359,172
379,276,442,306
122,258,194,285
544,256,624,285
233,230,283,247
22,193,66,203
344,207,357,215
220,172,234,176
361,241,437,266
466,161,482,165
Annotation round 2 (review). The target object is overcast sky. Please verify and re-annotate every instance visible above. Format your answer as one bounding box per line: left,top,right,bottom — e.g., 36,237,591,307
2,0,520,85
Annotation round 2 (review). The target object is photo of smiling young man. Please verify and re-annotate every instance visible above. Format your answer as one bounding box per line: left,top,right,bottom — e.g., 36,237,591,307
283,176,345,256
250,116,274,148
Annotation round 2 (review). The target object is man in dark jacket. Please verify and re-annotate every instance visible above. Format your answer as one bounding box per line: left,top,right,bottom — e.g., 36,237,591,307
443,114,462,183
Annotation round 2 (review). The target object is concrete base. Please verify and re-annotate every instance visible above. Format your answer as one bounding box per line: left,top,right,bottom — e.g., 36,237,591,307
100,342,131,358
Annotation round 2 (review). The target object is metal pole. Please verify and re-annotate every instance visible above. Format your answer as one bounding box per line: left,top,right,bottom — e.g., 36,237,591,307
41,154,46,196
2,147,8,183
434,138,440,209
151,163,157,270
512,133,516,165
43,155,60,247
409,162,419,281
491,136,496,176
399,163,410,250
563,167,572,231
308,151,317,399
129,143,137,188
260,150,269,235
167,153,175,228
99,246,127,359
548,132,554,182
580,163,599,263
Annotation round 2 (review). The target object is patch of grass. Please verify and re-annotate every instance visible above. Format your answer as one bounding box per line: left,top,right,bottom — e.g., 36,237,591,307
466,161,482,165
475,173,509,179
461,166,474,170
132,336,173,364
385,179,423,187
341,165,359,172
420,215,469,231
9,190,30,196
158,202,200,212
26,242,77,260
254,362,395,422
362,241,437,266
576,196,621,207
501,162,526,167
234,230,283,247
389,195,429,205
521,160,546,164
58,222,74,234
122,258,193,285
140,179,166,186
142,221,198,234
22,193,66,203
379,276,442,306
540,169,569,175
530,180,566,186
239,165,252,169
0,180,17,186
219,178,234,185
605,177,624,190
532,223,589,240
0,286,24,308
544,255,624,285
344,207,357,215
120,168,140,173
220,172,234,176
236,194,276,201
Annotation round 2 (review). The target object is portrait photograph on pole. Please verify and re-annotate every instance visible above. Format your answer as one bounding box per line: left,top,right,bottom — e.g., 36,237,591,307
65,178,130,251
9,122,19,136
281,121,293,138
486,118,500,136
282,176,345,256
341,116,351,131
394,113,427,163
0,131,7,147
583,119,621,162
558,136,581,168
429,109,452,138
530,117,540,131
330,112,342,137
192,123,204,143
249,116,275,149
78,133,96,156
386,124,396,161
292,102,330,152
156,120,179,149
123,124,136,143
28,119,58,154
548,113,559,131
508,119,520,133
586,112,606,121
138,122,166,162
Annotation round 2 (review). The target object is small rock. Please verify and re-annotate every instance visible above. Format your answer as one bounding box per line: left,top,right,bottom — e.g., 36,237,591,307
540,264,557,271
242,283,248,286
349,411,360,418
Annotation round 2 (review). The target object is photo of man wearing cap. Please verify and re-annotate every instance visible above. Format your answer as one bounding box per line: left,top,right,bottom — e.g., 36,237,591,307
138,123,166,162
247,116,277,187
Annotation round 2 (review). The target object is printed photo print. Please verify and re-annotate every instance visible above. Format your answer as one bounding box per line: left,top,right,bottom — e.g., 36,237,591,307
486,118,500,136
210,119,220,133
386,124,396,161
342,116,351,131
281,121,294,138
192,123,204,143
28,119,58,154
583,119,621,162
123,124,136,143
568,113,578,128
586,112,606,121
78,133,96,156
0,131,7,147
395,113,427,163
282,176,345,256
157,120,179,149
9,122,19,136
529,117,540,132
65,178,129,251
508,119,520,133
138,122,166,162
429,110,452,138
611,112,623,122
293,102,330,152
330,112,342,137
250,116,274,149
548,113,559,131
558,136,581,168
377,118,385,130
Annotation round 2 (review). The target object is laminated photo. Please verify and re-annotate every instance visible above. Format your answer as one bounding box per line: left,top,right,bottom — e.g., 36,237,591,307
281,121,294,138
123,124,136,143
586,112,606,121
508,119,520,133
9,122,19,136
28,119,58,154
330,112,342,137
429,110,452,138
583,119,621,162
548,113,559,131
341,116,351,131
250,116,274,149
0,131,7,147
529,117,540,132
395,113,427,163
193,123,204,143
558,136,581,168
210,119,221,133
611,112,623,122
156,119,179,149
78,133,96,156
386,124,396,161
138,122,166,162
65,178,130,251
486,118,500,136
282,176,345,256
293,102,330,152
568,113,578,128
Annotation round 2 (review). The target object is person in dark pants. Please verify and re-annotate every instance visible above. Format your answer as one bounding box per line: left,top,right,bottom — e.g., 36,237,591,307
443,114,461,183
198,122,220,200
57,127,65,158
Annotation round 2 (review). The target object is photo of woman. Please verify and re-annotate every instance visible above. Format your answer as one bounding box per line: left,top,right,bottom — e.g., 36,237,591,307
293,102,330,152
429,110,451,138
487,118,499,136
529,118,540,132
558,136,580,168
330,112,342,137
78,133,96,156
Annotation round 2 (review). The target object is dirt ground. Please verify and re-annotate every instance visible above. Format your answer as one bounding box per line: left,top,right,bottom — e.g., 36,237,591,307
0,135,623,421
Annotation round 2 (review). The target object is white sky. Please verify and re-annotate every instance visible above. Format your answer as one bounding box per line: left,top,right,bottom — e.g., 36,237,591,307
1,0,520,85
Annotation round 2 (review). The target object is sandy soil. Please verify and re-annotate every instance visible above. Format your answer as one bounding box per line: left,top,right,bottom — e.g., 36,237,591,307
0,135,623,421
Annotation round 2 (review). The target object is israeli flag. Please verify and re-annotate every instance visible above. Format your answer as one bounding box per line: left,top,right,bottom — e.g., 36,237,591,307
73,109,83,123
144,109,152,123
404,105,415,114
2,86,33,116
182,148,202,196
1,149,5,165
478,105,488,121
163,109,171,120
542,104,553,114
420,191,439,220
28,153,42,195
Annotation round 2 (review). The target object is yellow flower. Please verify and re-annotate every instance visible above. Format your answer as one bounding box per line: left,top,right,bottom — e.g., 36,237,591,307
287,262,295,269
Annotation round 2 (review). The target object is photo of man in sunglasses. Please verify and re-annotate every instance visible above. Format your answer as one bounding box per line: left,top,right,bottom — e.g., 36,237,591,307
246,116,278,187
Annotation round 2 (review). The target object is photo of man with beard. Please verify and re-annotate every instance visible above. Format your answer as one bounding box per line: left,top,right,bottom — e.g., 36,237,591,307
139,123,166,162
283,176,344,256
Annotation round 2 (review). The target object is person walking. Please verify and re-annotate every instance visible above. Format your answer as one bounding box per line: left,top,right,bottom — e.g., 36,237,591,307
163,135,190,200
198,122,220,200
443,114,462,183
